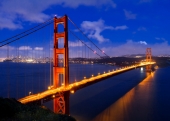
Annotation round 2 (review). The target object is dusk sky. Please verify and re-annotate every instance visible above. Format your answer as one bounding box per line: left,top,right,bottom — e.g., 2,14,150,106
0,0,170,56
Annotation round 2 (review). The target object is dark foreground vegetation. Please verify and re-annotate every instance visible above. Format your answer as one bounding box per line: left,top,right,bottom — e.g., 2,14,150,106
0,97,76,121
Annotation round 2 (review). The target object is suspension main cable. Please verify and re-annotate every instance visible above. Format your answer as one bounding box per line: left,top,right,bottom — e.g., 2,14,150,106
0,18,53,44
0,21,53,48
68,17,110,58
68,29,103,58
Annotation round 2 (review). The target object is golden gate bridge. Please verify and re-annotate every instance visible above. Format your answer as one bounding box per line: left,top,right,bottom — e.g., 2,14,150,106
0,15,155,115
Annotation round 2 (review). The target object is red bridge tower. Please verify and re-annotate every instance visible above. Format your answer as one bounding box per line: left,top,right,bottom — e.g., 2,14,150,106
53,15,69,115
146,48,152,72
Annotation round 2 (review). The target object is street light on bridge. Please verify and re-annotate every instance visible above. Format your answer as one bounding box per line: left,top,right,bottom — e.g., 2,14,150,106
70,90,74,94
29,92,32,95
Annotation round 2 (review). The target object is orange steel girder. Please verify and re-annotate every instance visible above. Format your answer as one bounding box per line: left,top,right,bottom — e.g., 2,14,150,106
146,48,152,72
53,91,69,114
54,96,65,113
146,65,152,72
146,48,152,62
53,15,69,115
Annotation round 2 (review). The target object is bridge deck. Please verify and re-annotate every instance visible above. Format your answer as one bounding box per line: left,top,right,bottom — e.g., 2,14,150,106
18,62,155,104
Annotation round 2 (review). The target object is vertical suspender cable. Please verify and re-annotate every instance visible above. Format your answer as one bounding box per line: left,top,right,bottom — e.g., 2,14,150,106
24,45,26,96
38,28,40,92
7,45,8,97
31,35,33,94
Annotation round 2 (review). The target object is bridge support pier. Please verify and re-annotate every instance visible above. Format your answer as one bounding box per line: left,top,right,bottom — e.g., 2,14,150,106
53,91,69,115
146,65,152,72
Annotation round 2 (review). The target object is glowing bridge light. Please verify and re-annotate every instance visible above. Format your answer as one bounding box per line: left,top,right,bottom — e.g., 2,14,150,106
29,92,32,95
84,77,86,79
92,74,94,77
102,50,104,53
48,86,51,90
70,90,74,94
98,73,100,75
94,51,96,54
18,60,156,104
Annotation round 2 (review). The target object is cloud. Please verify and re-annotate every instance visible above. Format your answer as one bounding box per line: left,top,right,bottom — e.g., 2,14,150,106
138,27,147,31
60,0,116,8
0,0,116,29
155,37,166,41
0,13,23,30
123,9,137,20
0,45,15,50
139,0,151,3
114,25,128,30
81,19,113,43
0,45,43,51
69,41,84,47
0,0,50,29
102,40,170,56
139,41,147,45
34,47,43,50
19,46,32,50
81,19,128,43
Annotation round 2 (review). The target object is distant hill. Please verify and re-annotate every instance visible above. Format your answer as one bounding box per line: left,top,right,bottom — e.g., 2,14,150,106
121,54,145,58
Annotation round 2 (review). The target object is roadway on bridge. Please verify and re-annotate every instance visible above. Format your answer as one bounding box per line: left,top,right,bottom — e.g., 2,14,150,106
19,62,155,104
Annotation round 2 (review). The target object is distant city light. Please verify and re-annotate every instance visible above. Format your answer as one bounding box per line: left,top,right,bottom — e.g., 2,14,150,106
26,59,33,63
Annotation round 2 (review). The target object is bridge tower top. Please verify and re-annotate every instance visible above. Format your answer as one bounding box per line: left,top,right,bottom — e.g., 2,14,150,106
146,48,152,62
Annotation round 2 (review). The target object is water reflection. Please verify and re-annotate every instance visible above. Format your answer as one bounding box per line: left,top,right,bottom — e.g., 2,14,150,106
45,67,170,121
45,66,154,121
51,67,147,121
92,72,154,121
